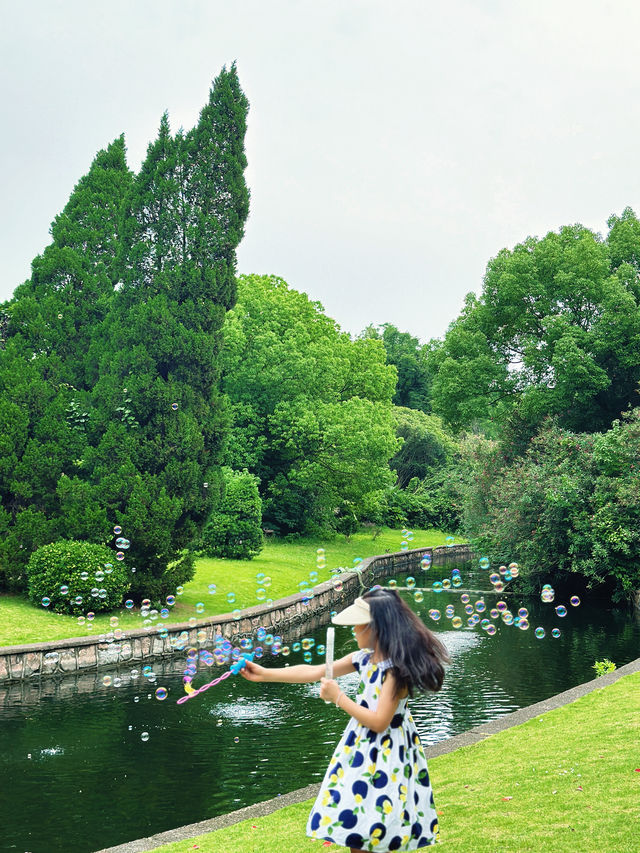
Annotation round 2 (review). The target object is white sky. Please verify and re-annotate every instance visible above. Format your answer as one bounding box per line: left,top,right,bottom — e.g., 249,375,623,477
2,0,640,342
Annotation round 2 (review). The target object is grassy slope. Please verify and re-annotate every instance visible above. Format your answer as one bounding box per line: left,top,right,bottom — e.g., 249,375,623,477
0,528,450,647
150,671,640,853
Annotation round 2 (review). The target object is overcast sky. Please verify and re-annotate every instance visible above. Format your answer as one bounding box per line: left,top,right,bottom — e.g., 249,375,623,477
2,0,640,342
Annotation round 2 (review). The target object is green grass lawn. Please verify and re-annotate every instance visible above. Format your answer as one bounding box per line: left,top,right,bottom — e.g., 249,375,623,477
148,671,640,853
0,527,451,647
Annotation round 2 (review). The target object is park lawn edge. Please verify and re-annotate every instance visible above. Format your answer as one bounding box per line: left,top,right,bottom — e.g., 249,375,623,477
146,671,640,853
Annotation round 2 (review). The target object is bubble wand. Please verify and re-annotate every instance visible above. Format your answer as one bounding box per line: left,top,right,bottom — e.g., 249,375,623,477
176,653,254,705
324,626,335,704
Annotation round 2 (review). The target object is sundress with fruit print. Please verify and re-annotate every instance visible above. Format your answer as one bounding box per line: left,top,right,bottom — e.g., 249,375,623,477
307,650,439,851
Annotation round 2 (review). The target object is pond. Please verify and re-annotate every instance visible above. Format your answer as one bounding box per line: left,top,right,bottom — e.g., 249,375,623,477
1,562,639,853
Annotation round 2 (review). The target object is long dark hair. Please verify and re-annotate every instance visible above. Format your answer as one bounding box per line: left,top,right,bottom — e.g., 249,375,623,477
363,588,450,697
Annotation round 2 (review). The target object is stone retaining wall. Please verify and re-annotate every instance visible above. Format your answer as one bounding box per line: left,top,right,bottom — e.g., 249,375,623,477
0,544,473,684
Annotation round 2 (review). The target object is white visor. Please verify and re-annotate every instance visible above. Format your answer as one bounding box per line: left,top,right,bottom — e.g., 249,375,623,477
332,596,371,625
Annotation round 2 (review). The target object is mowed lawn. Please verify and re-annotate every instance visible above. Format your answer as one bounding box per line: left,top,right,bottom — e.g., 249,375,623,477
149,671,640,853
0,528,451,647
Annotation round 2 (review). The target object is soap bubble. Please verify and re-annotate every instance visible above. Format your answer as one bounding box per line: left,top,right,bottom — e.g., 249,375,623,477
464,604,474,615
256,588,267,601
256,572,266,583
479,557,490,570
309,571,319,582
42,597,51,607
263,576,272,588
400,541,409,551
474,600,486,613
332,578,343,592
485,624,497,636
102,675,112,687
60,585,69,595
414,591,424,603
176,586,184,596
232,609,242,620
155,687,168,701
451,616,463,629
496,600,507,612
534,627,545,639
256,628,267,641
113,526,122,535
518,607,529,619
460,593,470,604
141,732,149,742
110,616,119,628
195,602,204,614
406,576,416,589
428,609,441,621
442,579,451,590
388,579,397,589
445,604,455,618
115,537,130,550
87,612,95,621
171,402,179,411
518,619,530,631
570,595,581,607
80,571,89,581
467,615,480,626
555,605,567,617
77,615,86,626
116,552,125,561
420,554,432,568
551,628,561,638
493,581,505,593
208,584,217,595
407,531,414,541
166,595,175,606
502,612,514,625
95,570,105,582
227,592,236,604
541,587,555,603
489,573,501,585
490,608,499,619
125,599,134,609
432,581,443,593
452,576,463,588
188,617,197,628
316,644,326,656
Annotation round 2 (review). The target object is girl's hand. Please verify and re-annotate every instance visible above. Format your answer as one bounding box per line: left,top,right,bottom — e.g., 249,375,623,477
239,660,268,682
319,677,341,704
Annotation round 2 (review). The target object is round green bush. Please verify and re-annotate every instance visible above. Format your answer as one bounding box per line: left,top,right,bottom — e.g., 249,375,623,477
26,540,131,615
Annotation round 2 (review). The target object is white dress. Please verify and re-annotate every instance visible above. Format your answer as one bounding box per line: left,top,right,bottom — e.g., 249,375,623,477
306,650,439,851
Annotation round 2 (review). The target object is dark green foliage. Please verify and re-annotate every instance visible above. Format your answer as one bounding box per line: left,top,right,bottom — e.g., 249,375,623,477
390,407,457,487
26,541,130,615
361,324,432,411
201,468,263,559
0,66,249,598
460,415,640,602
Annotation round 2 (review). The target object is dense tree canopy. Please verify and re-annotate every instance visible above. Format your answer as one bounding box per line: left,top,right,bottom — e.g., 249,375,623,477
222,275,399,534
361,324,432,411
430,214,640,434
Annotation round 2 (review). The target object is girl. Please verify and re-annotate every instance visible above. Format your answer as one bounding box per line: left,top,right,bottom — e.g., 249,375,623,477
240,587,450,852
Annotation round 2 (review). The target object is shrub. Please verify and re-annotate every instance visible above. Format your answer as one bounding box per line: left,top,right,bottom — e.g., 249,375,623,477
26,540,131,615
593,659,616,677
200,468,263,559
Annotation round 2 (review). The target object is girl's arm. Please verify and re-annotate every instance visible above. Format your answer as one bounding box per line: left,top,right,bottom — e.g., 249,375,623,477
320,670,407,733
240,652,356,685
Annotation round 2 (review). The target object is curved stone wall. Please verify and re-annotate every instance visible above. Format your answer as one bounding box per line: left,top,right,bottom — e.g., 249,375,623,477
0,544,472,683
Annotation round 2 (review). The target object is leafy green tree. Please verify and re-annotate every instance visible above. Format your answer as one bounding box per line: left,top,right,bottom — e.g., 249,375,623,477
361,324,432,411
222,275,399,535
390,407,457,487
430,220,640,434
201,468,263,559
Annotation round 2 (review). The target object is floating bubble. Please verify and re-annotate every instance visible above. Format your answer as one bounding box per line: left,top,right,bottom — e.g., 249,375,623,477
555,605,567,617
479,557,490,570
110,616,119,628
407,532,414,541
125,599,134,609
452,576,463,588
460,593,470,604
309,571,319,582
485,624,497,636
534,627,545,639
105,563,115,575
496,601,507,612
541,588,555,603
208,584,217,595
332,578,343,592
80,571,89,581
176,586,184,596
429,609,441,621
502,612,514,625
116,552,125,561
445,604,455,618
400,541,409,551
509,565,520,578
442,579,451,590
226,592,236,604
414,591,424,603
281,646,290,656
464,604,474,615
59,585,69,595
406,576,416,589
195,602,205,614
518,619,530,631
256,588,267,601
445,536,455,547
171,402,179,411
467,615,479,626
388,579,397,589
155,687,168,701
316,644,326,656
240,637,253,650
490,608,499,619
77,615,86,626
113,526,122,535
570,595,581,607
233,736,240,743
102,675,112,687
518,607,529,619
420,554,432,568
115,537,130,550
474,600,486,613
203,482,209,488
42,597,51,607
257,627,267,641
263,576,272,588
142,598,151,608
255,572,265,583
141,732,149,742
489,573,501,585
493,581,505,593
87,612,95,621
551,628,561,638
188,617,197,628
432,581,443,594
451,616,463,629
166,595,175,606
232,609,242,620
303,651,313,663
95,570,105,582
